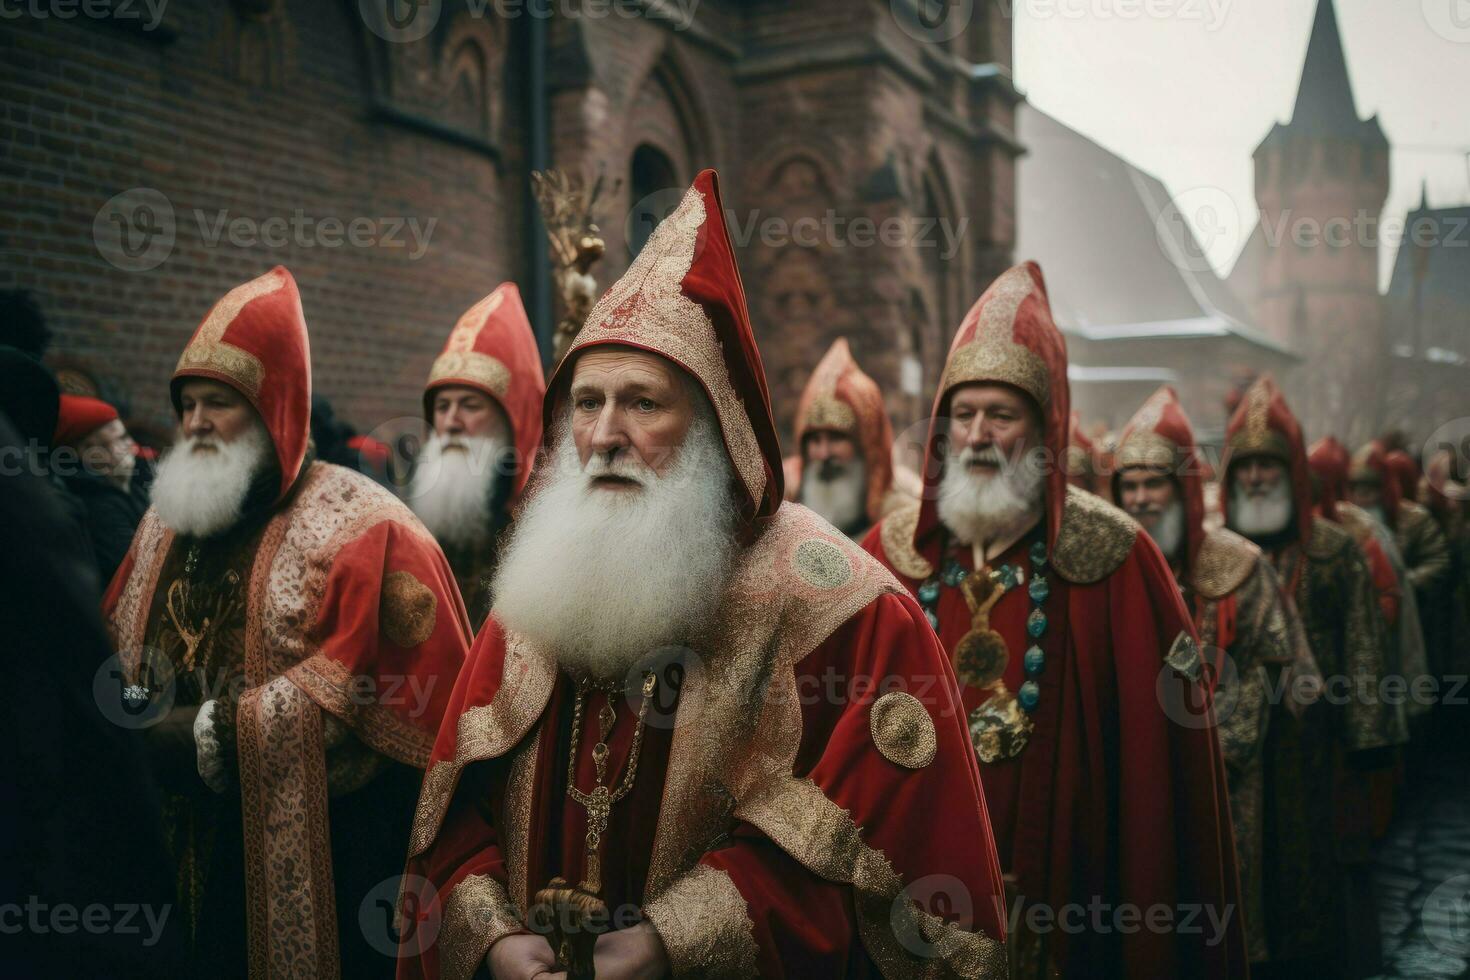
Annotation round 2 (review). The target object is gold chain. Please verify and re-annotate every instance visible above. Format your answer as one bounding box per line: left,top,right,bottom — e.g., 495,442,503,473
565,672,657,894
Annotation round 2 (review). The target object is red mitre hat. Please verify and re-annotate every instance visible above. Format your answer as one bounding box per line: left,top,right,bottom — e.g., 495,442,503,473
1349,441,1403,525
54,394,119,448
1307,435,1350,523
424,283,547,501
171,266,311,503
548,169,784,530
1384,449,1420,504
1113,385,1207,570
1223,375,1313,547
785,337,894,524
912,261,1070,553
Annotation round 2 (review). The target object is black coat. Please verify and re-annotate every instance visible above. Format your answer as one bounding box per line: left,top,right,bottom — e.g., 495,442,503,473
62,461,152,587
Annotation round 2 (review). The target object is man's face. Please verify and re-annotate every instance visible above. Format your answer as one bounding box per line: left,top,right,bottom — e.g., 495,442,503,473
1347,478,1382,510
570,348,694,490
1118,468,1177,533
432,386,510,443
1233,456,1287,497
804,430,859,471
78,418,136,482
946,383,1041,472
178,379,259,450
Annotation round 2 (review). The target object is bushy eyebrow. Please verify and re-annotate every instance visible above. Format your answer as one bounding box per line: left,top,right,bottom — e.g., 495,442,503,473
570,379,666,401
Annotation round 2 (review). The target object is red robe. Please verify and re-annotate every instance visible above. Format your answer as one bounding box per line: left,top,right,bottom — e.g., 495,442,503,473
400,507,1007,979
865,489,1245,978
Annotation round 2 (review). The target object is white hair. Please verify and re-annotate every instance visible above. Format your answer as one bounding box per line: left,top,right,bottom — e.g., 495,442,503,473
936,444,1046,547
490,397,739,679
1136,498,1185,560
150,418,272,538
799,457,867,531
407,432,508,549
1229,476,1294,538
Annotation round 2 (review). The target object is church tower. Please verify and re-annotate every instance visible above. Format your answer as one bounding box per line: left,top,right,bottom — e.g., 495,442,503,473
1244,0,1388,443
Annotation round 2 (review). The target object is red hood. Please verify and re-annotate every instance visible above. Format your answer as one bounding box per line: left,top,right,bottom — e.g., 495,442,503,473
1384,449,1420,506
1112,386,1205,570
1351,441,1403,526
787,337,894,523
1222,375,1313,548
912,261,1069,552
547,169,784,532
424,282,546,502
1307,435,1350,523
172,265,310,503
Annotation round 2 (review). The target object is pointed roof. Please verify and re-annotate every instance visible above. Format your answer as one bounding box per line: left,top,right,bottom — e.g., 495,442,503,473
1258,0,1386,150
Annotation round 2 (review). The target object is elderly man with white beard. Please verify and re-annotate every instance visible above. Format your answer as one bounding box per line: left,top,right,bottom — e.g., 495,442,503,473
781,338,905,539
104,266,469,978
411,283,546,629
1111,385,1306,967
1220,376,1395,979
398,172,1008,980
863,263,1245,978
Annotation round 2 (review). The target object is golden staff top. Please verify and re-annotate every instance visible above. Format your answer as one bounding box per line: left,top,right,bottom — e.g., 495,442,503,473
531,169,616,366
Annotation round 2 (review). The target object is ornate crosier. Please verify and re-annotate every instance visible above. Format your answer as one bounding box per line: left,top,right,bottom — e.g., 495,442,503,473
531,168,617,365
532,672,657,980
163,545,243,674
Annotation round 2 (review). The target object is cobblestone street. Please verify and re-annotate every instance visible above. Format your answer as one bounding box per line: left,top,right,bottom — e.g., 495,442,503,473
1376,745,1470,979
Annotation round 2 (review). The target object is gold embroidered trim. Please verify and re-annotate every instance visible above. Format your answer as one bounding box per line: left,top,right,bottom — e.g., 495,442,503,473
382,570,439,648
736,777,1006,979
439,874,524,980
503,730,539,912
1051,485,1138,584
174,271,281,398
110,511,172,680
1306,516,1352,561
869,691,938,769
1191,527,1261,601
286,655,435,767
879,498,933,581
804,392,858,434
642,865,759,979
427,351,512,399
570,184,766,512
942,267,1049,409
408,639,557,857
1114,430,1180,473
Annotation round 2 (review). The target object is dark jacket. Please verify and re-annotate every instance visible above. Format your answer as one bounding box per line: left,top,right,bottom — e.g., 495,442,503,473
63,460,152,586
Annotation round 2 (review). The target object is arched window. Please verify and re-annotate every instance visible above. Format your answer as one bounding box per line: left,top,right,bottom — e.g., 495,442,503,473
628,144,680,258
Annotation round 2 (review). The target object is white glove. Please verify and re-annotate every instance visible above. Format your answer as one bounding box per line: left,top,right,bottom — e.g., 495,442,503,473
194,700,232,794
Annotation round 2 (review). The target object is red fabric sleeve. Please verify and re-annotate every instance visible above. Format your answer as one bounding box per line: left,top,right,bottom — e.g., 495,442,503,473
1360,535,1400,625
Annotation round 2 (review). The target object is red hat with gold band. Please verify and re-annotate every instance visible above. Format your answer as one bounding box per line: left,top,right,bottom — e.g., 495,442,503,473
787,337,894,524
1349,440,1403,524
1307,435,1351,523
1113,385,1206,570
1222,375,1313,547
172,265,310,503
913,261,1069,551
54,393,119,448
424,283,546,501
550,169,784,531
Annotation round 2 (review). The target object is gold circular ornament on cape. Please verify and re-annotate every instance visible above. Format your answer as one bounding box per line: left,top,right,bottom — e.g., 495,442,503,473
955,628,1010,689
869,691,938,769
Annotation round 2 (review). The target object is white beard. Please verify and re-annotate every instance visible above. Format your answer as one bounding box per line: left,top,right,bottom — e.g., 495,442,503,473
1229,479,1294,538
936,445,1045,547
800,458,867,531
150,420,272,538
1133,499,1185,560
408,433,507,549
490,403,739,679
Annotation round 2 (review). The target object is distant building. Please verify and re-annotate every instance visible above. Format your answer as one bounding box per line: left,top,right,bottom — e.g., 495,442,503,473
1017,105,1295,439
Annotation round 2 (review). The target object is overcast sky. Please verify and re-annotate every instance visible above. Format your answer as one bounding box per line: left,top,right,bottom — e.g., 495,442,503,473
1012,0,1470,289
